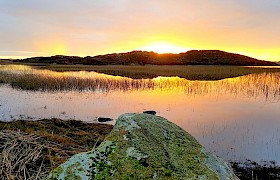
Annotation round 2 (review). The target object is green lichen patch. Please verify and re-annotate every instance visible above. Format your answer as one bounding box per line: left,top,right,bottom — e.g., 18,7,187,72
90,140,116,178
46,152,93,180
126,147,148,160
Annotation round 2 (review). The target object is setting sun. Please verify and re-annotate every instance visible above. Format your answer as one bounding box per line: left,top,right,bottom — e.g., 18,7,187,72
140,42,189,54
52,43,67,55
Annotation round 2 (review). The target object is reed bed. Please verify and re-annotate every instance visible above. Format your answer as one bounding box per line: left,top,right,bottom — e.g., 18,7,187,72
0,65,280,100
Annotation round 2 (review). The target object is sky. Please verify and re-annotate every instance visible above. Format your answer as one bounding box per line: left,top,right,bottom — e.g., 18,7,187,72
0,0,280,61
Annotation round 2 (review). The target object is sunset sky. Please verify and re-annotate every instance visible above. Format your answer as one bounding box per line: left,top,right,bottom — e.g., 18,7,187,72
0,0,279,61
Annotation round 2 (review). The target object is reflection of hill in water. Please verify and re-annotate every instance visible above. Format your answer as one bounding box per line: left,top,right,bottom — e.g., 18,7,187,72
0,65,280,100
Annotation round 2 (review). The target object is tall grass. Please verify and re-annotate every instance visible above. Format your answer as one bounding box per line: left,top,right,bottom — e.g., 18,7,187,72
0,65,280,100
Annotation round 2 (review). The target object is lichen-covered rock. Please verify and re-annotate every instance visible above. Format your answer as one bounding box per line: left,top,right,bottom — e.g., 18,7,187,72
47,113,238,179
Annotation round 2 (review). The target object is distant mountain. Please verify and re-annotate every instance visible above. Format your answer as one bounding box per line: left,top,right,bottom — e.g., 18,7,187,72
11,50,278,66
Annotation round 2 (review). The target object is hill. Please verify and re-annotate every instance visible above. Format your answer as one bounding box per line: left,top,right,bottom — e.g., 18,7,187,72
9,50,278,66
179,50,277,66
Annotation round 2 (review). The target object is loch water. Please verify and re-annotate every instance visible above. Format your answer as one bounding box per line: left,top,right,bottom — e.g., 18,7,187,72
0,65,280,164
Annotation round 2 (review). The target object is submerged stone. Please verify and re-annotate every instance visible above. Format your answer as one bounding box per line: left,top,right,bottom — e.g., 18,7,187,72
48,113,238,179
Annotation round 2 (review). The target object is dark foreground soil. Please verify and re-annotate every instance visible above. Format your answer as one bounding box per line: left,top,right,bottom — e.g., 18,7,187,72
0,118,279,179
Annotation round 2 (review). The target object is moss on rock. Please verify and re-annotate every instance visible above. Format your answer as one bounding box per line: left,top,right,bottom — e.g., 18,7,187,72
48,113,238,179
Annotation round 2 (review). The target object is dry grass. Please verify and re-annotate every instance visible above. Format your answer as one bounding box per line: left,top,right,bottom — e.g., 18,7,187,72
0,130,55,179
0,119,113,180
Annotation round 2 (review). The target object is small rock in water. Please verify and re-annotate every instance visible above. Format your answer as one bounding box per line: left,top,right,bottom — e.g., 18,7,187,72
97,117,113,122
143,110,156,115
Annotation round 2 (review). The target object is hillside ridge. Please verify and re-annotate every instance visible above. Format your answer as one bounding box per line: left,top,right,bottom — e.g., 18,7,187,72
5,50,278,66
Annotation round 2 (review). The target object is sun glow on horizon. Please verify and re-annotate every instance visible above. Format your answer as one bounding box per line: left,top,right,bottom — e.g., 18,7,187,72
140,42,190,54
52,43,67,55
35,38,68,56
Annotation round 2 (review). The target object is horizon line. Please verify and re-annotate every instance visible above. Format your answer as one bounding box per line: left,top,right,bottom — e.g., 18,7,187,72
0,49,279,62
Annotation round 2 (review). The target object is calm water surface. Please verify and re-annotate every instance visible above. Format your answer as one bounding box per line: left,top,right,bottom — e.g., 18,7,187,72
0,65,280,164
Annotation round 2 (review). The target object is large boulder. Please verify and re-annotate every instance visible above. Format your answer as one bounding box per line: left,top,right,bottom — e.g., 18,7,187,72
48,113,238,179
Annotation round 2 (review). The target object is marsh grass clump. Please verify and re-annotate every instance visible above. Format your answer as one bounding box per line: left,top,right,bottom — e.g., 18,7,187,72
0,65,155,91
0,119,113,180
0,130,52,179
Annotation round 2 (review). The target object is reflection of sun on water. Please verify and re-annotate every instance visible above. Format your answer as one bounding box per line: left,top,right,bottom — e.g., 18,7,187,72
140,42,189,54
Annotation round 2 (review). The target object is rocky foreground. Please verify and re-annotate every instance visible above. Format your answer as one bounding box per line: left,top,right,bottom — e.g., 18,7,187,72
48,113,238,179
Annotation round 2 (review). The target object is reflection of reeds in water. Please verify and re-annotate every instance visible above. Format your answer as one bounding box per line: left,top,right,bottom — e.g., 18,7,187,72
0,65,280,100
